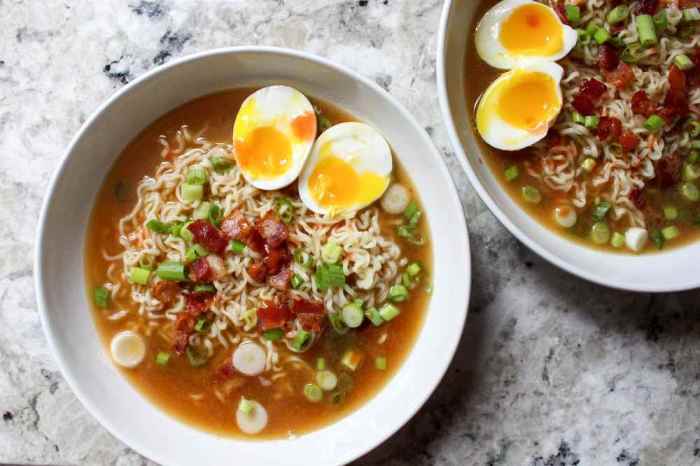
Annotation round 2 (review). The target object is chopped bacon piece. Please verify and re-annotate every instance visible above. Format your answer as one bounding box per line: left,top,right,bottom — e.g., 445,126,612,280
257,302,291,331
297,313,325,332
212,361,237,383
220,210,251,241
174,291,214,354
188,219,228,255
680,0,700,7
604,63,634,90
660,65,689,121
580,79,607,99
688,49,700,88
596,117,623,142
654,153,683,189
152,280,180,307
554,1,569,25
620,131,640,152
545,130,563,148
268,264,292,291
264,247,291,275
636,0,659,14
629,188,646,210
189,257,212,282
598,44,620,72
185,291,214,314
572,94,596,116
206,255,227,280
256,213,289,248
248,261,268,282
246,229,266,254
631,91,656,117
290,298,325,315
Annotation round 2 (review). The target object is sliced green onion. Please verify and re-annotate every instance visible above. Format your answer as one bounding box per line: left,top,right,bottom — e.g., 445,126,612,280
674,54,695,71
229,239,246,254
572,111,586,125
210,156,232,174
576,28,591,45
186,166,208,185
94,286,110,308
194,317,208,333
584,115,600,129
682,7,700,22
662,225,680,240
651,229,665,250
315,263,346,291
521,185,542,204
328,311,348,335
403,201,420,225
168,221,184,237
181,183,203,202
653,10,668,31
586,22,600,36
316,358,326,371
683,162,700,181
594,27,610,44
692,141,700,150
688,121,700,138
636,14,658,47
185,346,208,367
379,303,400,322
146,219,171,234
238,397,254,415
156,261,186,281
341,350,362,371
681,182,700,202
341,301,364,328
582,158,596,172
193,201,211,220
155,351,170,366
388,284,409,303
375,356,387,371
664,206,679,220
129,267,151,285
208,203,223,226
365,307,384,326
180,221,194,242
609,35,625,49
303,383,323,402
406,261,422,277
291,274,303,290
262,328,284,341
607,5,629,24
290,330,311,352
275,196,295,224
591,222,611,245
565,5,581,24
193,283,215,293
316,370,338,391
591,201,611,222
185,244,208,263
504,164,520,182
644,115,664,132
321,241,343,264
611,232,625,248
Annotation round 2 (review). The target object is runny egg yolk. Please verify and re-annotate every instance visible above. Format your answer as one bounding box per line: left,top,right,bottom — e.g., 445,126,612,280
496,71,560,131
235,126,292,180
308,150,388,213
499,3,563,57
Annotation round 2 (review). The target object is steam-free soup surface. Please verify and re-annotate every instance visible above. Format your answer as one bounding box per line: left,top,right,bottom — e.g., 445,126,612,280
86,88,431,438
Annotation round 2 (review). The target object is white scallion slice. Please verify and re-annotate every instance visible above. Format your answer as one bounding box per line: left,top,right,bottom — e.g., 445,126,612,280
236,398,268,435
232,341,267,376
110,330,146,368
380,183,410,215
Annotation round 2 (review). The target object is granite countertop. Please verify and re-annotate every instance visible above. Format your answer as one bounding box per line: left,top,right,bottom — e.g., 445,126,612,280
1,1,699,465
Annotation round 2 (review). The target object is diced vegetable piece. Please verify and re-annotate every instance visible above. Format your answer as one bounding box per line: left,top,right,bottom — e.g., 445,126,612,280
328,311,348,334
186,346,208,367
625,227,648,252
194,317,208,333
229,239,246,254
594,27,610,44
683,162,700,181
565,5,581,24
262,328,284,341
303,383,323,402
586,22,599,36
607,5,629,24
94,286,110,308
581,158,596,172
193,283,215,293
321,241,343,264
155,351,170,366
238,397,254,415
129,267,151,285
388,284,408,303
664,206,679,220
375,356,387,371
156,261,185,281
186,166,208,185
236,398,268,435
316,370,338,391
591,201,611,222
653,10,668,31
554,205,577,228
584,115,600,129
168,221,184,236
662,225,680,240
208,203,223,226
651,229,664,250
365,307,384,326
185,244,208,263
315,263,346,291
146,219,171,234
181,183,203,202
611,232,625,248
193,201,211,220
210,156,232,173
316,358,326,370
576,28,591,45
504,165,519,182
179,221,194,242
406,261,422,277
688,121,700,138
683,7,700,22
341,350,363,372
379,303,400,321
380,183,410,215
674,54,695,71
403,201,420,225
572,112,586,125
591,222,611,245
274,196,295,224
636,14,657,47
521,186,542,204
341,301,364,328
681,182,700,202
290,330,311,352
644,115,664,132
291,274,303,290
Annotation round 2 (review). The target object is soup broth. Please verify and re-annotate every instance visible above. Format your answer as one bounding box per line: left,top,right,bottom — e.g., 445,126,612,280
85,89,431,438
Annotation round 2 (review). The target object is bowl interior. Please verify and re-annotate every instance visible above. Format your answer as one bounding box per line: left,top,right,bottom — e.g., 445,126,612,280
36,48,471,466
439,0,700,292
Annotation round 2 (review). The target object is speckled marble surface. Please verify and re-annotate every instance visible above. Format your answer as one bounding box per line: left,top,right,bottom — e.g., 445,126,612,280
1,0,700,465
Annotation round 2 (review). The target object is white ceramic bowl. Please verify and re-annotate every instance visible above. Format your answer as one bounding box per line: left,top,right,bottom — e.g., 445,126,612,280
35,47,471,466
437,0,700,292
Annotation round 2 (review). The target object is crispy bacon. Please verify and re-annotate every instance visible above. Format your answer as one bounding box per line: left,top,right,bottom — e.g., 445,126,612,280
174,292,213,354
654,152,683,189
631,90,656,117
598,44,620,72
247,261,268,283
297,313,325,332
246,229,266,254
264,247,291,275
257,302,291,331
636,0,659,14
572,94,596,116
661,65,689,121
620,131,640,152
291,298,326,332
596,117,623,142
688,48,700,88
152,280,180,306
580,79,607,99
220,210,252,241
188,219,228,255
189,257,212,282
212,361,237,383
256,213,289,248
554,1,569,25
268,264,292,291
604,63,634,90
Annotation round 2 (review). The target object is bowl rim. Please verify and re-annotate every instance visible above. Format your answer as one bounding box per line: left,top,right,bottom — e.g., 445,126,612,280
436,0,699,293
34,46,472,465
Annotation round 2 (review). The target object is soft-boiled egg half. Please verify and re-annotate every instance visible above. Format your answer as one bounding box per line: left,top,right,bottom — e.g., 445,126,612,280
475,0,577,70
299,122,392,216
476,61,563,151
233,85,317,190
